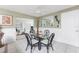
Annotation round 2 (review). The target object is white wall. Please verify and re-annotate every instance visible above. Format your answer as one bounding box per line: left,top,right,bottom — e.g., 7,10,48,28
1,28,16,44
58,9,79,47
40,9,79,47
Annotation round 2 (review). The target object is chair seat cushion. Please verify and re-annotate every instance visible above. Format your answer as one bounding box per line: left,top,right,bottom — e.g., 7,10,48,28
41,39,48,44
32,39,38,44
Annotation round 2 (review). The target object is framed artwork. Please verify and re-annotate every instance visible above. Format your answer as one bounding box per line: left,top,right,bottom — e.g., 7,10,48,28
0,15,13,26
39,14,61,28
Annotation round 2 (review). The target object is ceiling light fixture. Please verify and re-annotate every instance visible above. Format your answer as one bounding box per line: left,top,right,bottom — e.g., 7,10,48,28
35,10,41,14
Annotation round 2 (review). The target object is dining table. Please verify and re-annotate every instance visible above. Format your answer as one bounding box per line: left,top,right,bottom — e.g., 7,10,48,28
22,32,48,51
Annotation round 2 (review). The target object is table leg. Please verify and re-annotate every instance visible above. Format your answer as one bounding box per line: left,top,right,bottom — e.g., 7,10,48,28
38,39,41,50
4,44,8,53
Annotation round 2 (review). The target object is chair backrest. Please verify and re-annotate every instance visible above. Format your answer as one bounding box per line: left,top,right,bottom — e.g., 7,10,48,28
44,30,50,37
30,26,35,35
21,32,31,45
48,33,55,45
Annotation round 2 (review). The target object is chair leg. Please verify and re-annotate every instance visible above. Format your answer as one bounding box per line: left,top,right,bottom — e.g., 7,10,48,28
32,44,38,52
47,46,49,53
26,44,29,51
31,45,33,53
33,45,37,51
51,44,54,51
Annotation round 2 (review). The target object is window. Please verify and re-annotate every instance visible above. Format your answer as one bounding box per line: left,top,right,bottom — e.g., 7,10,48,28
16,18,34,33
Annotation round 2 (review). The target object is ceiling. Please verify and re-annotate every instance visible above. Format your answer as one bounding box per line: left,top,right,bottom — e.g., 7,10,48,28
0,5,76,17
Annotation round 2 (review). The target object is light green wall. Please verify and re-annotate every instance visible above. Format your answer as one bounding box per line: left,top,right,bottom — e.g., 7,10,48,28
39,14,61,28
0,8,36,28
39,6,79,28
0,6,79,28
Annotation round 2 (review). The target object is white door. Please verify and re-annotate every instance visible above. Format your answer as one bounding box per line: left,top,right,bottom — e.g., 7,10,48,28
61,9,79,47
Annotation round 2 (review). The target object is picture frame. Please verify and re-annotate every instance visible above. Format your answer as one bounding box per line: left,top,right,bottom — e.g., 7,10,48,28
39,14,61,28
0,15,13,26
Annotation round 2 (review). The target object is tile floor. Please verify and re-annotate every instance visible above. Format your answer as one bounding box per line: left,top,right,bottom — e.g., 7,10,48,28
0,38,79,53
13,39,79,53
